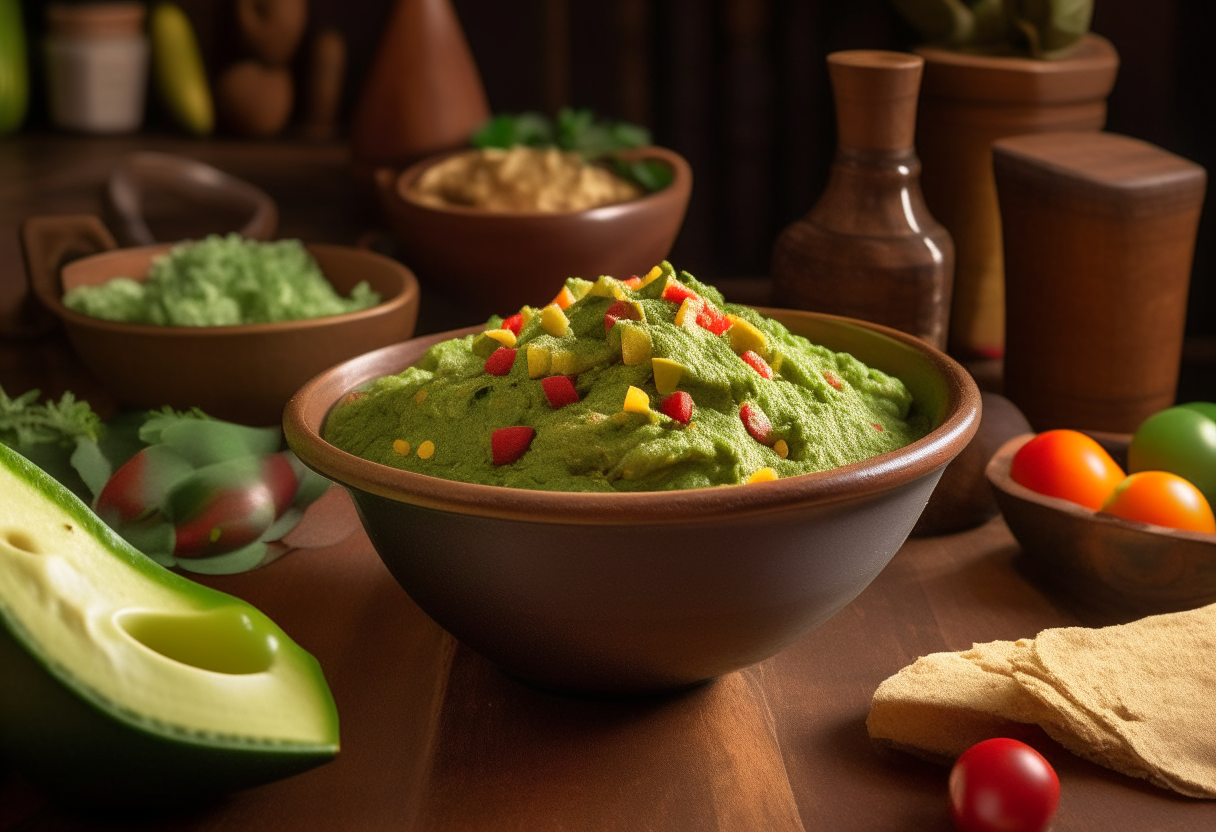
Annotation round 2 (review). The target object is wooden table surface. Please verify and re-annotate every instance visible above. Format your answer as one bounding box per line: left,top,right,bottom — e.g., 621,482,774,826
1,134,1213,831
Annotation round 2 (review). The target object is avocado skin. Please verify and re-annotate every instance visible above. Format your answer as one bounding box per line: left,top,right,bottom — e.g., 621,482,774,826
0,622,335,808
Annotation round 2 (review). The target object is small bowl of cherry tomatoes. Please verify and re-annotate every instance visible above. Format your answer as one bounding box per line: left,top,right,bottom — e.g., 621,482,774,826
986,403,1216,615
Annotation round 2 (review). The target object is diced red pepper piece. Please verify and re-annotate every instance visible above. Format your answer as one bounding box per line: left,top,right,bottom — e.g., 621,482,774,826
541,375,579,409
740,402,773,446
623,276,643,289
484,347,517,376
697,303,733,335
661,280,700,305
604,299,643,333
823,371,843,390
660,391,694,426
872,423,884,432
502,313,523,335
491,426,535,466
740,351,773,379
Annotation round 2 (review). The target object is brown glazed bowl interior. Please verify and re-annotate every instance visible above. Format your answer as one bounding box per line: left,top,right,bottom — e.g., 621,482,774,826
23,214,420,426
375,146,692,319
285,308,980,693
988,432,1216,615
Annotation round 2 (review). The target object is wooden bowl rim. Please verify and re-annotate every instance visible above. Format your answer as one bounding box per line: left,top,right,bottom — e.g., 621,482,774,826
986,432,1216,544
386,145,692,221
39,242,421,339
284,308,981,526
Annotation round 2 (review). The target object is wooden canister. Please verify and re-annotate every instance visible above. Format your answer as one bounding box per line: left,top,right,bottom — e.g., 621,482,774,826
915,34,1118,358
995,131,1207,433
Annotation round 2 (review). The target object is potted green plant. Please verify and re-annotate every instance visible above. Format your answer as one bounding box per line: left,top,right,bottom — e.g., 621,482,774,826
890,0,1117,359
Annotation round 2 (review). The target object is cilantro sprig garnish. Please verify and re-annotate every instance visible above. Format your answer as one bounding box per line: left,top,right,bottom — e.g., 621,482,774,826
471,107,674,193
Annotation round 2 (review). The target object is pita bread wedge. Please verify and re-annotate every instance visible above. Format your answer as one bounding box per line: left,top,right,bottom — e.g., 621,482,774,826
867,639,1052,762
867,604,1216,798
1013,604,1216,798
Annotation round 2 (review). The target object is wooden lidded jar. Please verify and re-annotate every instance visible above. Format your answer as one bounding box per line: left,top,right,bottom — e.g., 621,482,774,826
771,50,953,351
995,131,1207,433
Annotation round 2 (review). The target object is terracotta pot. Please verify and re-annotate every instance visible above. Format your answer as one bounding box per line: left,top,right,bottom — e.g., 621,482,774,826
914,33,1119,357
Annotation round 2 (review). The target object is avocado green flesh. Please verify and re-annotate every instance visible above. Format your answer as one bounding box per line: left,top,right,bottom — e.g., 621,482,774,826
0,443,339,805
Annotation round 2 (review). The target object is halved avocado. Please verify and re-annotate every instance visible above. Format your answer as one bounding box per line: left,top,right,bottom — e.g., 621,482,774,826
0,442,339,807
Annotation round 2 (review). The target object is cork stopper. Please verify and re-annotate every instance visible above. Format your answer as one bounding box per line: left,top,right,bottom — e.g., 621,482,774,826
827,50,924,153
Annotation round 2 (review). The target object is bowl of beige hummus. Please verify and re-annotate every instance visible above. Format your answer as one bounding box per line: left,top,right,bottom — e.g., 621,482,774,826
284,267,980,692
374,145,691,318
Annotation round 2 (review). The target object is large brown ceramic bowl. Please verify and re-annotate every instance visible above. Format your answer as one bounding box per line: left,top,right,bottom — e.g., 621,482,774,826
988,432,1216,615
284,309,980,693
23,214,420,426
375,146,692,318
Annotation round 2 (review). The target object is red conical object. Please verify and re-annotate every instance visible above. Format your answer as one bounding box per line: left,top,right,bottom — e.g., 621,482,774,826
349,0,490,173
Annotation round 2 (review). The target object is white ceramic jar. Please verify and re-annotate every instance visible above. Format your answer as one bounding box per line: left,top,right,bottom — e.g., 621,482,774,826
44,2,148,133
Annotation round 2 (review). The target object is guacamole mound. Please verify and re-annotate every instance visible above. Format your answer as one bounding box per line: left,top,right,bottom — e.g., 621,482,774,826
63,234,380,326
323,263,932,492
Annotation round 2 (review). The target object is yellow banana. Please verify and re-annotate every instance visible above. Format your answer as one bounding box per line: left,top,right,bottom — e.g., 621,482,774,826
150,2,214,135
0,0,29,135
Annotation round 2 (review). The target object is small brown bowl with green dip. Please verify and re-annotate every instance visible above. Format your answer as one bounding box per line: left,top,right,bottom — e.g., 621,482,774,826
284,303,981,694
375,145,692,319
22,214,421,426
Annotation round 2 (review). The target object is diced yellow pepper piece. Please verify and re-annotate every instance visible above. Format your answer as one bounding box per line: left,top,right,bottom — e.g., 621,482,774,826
392,439,411,456
540,303,570,337
588,276,627,300
413,389,428,405
747,467,778,483
519,306,535,327
773,439,789,459
639,265,663,287
527,344,552,378
568,277,593,301
651,358,686,395
550,348,579,376
485,328,517,348
623,385,650,414
417,440,435,460
621,326,653,366
674,297,702,329
726,314,769,358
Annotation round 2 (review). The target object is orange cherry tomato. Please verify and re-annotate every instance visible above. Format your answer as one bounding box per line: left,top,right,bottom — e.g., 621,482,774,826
1009,430,1125,510
1100,471,1216,533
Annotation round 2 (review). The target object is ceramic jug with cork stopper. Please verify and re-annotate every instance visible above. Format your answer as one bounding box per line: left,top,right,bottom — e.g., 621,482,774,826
771,50,953,351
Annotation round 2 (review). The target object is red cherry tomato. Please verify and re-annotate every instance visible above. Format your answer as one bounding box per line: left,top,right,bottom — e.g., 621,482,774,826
949,738,1060,832
1009,429,1125,510
1100,470,1216,533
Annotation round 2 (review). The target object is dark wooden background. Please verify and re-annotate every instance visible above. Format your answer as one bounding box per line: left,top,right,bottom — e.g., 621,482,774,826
9,0,1215,399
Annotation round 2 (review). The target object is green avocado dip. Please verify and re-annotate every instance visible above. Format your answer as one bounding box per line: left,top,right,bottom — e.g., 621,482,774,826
63,234,380,326
323,263,931,492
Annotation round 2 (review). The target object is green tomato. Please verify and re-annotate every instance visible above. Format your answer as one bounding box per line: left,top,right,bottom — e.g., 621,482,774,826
1128,404,1216,507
